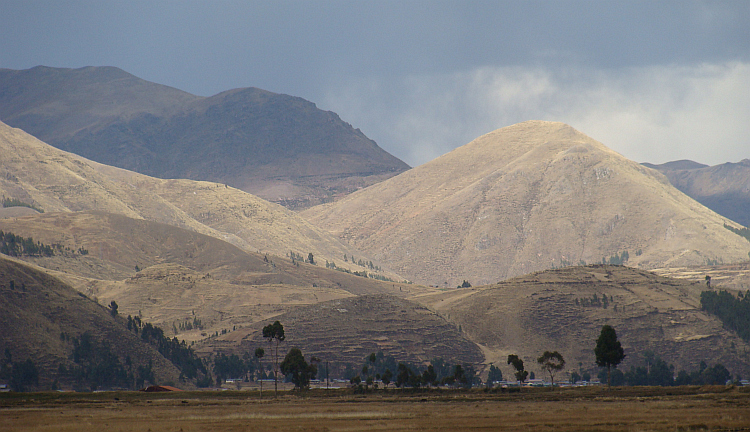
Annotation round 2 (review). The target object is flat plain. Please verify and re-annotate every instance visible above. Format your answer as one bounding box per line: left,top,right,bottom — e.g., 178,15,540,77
2,387,749,432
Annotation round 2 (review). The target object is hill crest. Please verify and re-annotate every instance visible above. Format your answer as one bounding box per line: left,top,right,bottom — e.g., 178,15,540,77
303,121,750,286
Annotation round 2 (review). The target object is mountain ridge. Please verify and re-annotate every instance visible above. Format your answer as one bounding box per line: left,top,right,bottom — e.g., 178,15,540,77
643,159,750,228
0,66,409,209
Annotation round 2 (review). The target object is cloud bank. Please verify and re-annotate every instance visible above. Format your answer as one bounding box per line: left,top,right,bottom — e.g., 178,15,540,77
324,62,750,167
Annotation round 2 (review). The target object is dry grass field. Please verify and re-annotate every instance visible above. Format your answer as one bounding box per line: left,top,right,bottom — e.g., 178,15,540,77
2,387,749,432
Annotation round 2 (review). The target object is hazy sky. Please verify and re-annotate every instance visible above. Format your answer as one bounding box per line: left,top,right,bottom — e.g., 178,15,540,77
2,1,749,167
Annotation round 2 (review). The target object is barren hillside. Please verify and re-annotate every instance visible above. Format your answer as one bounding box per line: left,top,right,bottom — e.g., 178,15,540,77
412,265,750,377
303,121,750,286
0,211,425,343
0,120,399,279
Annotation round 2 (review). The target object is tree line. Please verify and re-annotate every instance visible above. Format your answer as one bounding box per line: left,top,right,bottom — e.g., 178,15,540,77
1,196,44,213
126,314,208,383
0,230,55,257
700,289,750,341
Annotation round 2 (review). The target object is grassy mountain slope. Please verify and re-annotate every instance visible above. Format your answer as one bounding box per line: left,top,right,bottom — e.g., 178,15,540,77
412,265,750,377
0,255,182,389
303,121,750,286
0,119,399,280
0,66,409,209
0,211,423,344
643,159,750,228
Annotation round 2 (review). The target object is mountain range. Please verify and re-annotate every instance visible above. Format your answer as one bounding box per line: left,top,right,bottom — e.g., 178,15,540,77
0,66,409,209
2,66,750,386
643,159,750,228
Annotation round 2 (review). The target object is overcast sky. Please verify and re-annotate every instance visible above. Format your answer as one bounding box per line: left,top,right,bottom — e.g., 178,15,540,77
2,1,749,167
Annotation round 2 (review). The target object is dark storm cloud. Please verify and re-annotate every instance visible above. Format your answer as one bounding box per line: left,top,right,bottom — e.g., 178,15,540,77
1,1,748,166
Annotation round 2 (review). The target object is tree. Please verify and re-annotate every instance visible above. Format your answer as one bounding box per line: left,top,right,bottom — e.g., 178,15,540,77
595,325,625,387
422,364,437,387
262,321,285,397
307,253,315,265
395,363,412,388
537,351,565,386
109,300,118,317
452,364,466,387
9,358,38,392
507,354,528,385
487,363,503,384
279,348,318,390
382,368,393,388
570,371,581,384
254,347,265,398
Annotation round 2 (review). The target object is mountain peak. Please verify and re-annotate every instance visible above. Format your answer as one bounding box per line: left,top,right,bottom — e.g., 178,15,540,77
303,121,750,286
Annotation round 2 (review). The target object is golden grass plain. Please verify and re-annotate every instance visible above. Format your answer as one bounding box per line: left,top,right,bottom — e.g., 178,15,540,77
2,387,749,432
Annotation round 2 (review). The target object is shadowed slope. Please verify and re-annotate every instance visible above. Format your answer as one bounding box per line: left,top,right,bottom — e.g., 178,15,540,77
0,66,409,208
0,256,182,389
644,159,750,228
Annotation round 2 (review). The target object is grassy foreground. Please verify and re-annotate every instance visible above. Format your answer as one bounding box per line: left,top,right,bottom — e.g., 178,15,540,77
1,386,749,431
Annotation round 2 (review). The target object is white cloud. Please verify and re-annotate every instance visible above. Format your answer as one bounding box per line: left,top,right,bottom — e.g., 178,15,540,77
323,62,750,167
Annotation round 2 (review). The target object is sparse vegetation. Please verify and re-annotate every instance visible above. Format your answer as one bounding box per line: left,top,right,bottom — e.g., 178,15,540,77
4,388,750,431
577,292,612,308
